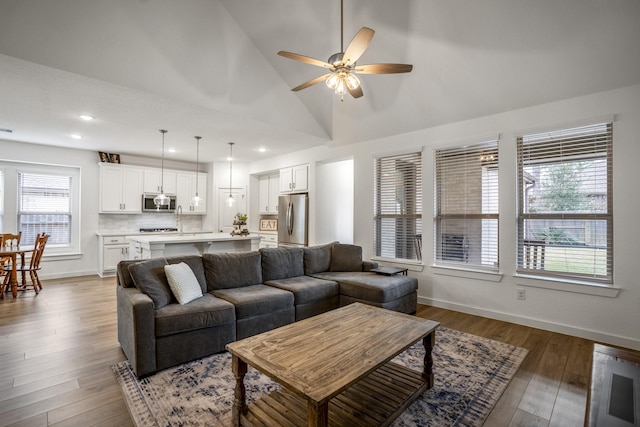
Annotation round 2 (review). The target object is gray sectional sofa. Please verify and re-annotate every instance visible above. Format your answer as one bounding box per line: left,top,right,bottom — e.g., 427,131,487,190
116,242,418,377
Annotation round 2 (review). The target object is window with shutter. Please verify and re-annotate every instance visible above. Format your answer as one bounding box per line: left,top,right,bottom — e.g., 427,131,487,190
516,122,613,284
434,140,499,269
18,172,72,246
373,151,422,262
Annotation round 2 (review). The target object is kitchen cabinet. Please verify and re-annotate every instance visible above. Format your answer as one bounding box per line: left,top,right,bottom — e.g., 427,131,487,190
143,168,177,195
279,164,308,193
99,164,143,213
259,174,279,214
98,235,130,277
257,232,278,249
176,172,207,214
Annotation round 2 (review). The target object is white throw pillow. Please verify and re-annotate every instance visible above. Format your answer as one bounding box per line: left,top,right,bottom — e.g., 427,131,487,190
164,262,203,305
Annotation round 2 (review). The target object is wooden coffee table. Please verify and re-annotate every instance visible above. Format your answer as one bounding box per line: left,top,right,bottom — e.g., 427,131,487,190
226,302,440,427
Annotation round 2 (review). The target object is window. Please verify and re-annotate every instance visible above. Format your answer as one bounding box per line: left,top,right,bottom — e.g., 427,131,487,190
374,150,422,262
517,122,613,284
18,172,72,246
0,161,80,256
434,140,499,269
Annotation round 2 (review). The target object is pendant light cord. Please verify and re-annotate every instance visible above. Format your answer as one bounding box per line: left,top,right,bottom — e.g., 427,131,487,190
159,129,167,193
194,136,201,196
228,142,234,197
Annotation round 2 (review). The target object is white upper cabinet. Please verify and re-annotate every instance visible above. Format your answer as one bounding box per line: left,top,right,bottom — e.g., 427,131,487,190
279,164,308,193
99,164,143,213
259,174,279,214
143,168,177,194
176,172,207,214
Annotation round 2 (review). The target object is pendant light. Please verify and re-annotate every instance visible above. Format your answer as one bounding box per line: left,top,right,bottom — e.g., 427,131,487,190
226,142,235,207
153,129,170,207
190,136,203,207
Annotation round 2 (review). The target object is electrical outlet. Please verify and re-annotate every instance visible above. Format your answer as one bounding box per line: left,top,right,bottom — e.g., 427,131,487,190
517,289,526,300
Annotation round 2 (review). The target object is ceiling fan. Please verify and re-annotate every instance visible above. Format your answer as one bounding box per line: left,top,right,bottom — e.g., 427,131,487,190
277,0,413,101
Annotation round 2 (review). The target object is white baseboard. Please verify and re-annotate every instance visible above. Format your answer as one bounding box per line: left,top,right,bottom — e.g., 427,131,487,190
418,296,640,351
39,270,99,280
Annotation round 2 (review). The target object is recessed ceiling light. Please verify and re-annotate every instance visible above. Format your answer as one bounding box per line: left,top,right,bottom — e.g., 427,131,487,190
258,147,266,153
167,148,176,153
70,134,83,139
78,114,94,121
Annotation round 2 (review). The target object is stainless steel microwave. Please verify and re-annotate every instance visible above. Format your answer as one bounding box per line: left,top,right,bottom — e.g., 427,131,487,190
142,193,177,212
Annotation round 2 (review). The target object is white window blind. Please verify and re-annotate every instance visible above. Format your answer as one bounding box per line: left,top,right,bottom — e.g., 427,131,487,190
517,122,613,283
434,141,499,268
18,172,72,246
374,151,422,261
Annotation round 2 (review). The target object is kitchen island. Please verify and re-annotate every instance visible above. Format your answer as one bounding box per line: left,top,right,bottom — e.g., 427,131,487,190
127,233,261,260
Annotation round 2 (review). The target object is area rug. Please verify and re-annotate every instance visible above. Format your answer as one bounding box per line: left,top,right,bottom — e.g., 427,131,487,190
113,327,528,426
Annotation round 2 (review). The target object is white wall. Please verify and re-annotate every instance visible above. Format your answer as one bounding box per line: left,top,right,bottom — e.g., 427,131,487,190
315,159,354,245
250,84,640,350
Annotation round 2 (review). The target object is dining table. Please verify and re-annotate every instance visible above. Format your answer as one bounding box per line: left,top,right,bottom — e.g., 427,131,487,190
0,245,34,299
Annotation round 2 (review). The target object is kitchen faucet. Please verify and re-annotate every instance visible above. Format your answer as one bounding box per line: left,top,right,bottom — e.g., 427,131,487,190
176,205,183,235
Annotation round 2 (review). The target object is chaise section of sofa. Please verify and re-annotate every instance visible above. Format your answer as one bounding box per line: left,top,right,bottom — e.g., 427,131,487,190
307,243,418,314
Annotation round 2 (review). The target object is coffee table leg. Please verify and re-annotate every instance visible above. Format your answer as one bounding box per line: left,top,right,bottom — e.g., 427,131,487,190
422,330,436,389
232,355,247,427
308,401,329,427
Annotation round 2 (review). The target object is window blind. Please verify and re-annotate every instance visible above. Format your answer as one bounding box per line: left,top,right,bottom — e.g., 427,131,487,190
517,122,613,283
434,140,499,268
18,172,72,246
374,151,422,261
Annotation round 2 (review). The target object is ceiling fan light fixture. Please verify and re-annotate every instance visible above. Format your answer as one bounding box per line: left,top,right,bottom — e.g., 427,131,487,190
345,73,360,90
326,74,340,90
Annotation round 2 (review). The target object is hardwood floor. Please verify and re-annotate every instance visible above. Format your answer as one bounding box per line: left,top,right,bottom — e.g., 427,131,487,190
0,275,635,426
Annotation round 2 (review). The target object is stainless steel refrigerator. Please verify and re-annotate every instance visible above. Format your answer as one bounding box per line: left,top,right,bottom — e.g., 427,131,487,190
278,193,308,247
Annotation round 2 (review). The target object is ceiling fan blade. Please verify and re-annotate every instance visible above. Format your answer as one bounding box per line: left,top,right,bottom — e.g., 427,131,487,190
291,74,333,91
342,27,375,66
348,85,363,99
354,63,413,74
277,51,333,69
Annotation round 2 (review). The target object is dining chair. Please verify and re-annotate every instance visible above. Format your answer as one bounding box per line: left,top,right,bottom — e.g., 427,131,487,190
523,239,546,270
2,233,48,295
0,232,22,281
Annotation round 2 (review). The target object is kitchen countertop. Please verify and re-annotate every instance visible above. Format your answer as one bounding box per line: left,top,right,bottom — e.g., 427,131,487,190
126,232,260,244
96,230,213,237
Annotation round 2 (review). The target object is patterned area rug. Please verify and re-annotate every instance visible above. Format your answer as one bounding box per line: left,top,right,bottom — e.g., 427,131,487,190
113,327,528,426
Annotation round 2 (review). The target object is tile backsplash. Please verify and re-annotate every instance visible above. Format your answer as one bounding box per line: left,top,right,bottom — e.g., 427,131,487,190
99,213,204,233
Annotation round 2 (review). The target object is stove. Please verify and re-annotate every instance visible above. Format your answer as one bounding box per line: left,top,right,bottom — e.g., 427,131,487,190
139,227,178,233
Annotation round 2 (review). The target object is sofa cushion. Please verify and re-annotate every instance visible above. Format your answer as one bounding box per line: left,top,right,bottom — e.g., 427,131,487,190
212,284,294,319
264,276,339,305
166,255,207,294
154,293,235,337
329,243,363,272
203,251,262,291
261,247,304,281
312,272,418,303
303,242,336,275
128,257,173,309
164,262,203,305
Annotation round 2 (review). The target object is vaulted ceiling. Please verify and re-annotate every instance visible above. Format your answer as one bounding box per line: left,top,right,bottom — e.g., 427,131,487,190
1,0,639,163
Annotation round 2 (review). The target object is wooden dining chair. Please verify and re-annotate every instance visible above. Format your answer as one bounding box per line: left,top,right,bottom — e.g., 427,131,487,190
2,233,48,295
0,232,22,281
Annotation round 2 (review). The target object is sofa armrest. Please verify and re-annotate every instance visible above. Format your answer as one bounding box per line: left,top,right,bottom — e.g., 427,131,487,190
362,261,378,271
117,285,157,377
